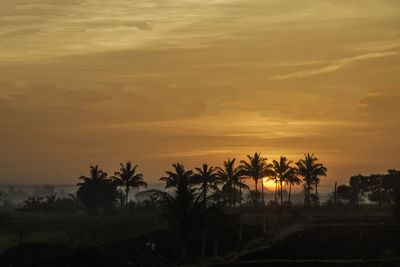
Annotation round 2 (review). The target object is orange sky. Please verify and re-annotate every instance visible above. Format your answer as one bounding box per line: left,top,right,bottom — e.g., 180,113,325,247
1,0,400,190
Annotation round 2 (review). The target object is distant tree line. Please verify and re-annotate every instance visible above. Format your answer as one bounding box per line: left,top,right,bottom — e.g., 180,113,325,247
22,194,79,212
71,152,327,214
0,153,330,213
334,169,400,207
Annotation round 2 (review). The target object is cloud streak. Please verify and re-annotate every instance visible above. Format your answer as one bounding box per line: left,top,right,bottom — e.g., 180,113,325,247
272,51,399,80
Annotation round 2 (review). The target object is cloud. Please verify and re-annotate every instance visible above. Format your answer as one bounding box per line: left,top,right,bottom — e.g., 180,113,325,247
359,90,400,124
1,0,400,184
1,27,42,38
272,51,399,80
0,0,243,62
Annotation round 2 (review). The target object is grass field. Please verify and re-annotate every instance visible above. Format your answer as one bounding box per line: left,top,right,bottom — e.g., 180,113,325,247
0,209,166,254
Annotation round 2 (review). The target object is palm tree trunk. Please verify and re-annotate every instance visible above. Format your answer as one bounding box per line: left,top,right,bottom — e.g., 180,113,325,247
233,184,236,206
280,180,283,205
125,187,129,209
228,185,232,207
274,182,277,202
288,183,292,202
307,181,311,206
231,184,234,206
203,182,207,208
315,183,318,205
178,229,187,260
261,181,265,206
202,229,206,257
239,182,242,207
254,179,258,207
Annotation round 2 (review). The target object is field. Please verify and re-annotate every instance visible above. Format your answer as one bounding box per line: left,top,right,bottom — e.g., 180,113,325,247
0,209,165,254
1,206,399,267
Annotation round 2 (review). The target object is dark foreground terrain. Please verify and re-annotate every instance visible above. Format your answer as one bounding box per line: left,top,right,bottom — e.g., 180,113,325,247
211,224,400,267
0,225,261,267
1,208,400,267
3,223,400,267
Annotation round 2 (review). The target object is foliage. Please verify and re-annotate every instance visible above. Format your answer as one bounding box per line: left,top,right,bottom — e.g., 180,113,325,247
157,163,224,259
192,164,219,207
296,153,327,206
240,152,268,207
112,162,147,209
345,170,400,206
160,163,193,189
216,158,249,206
22,195,79,212
272,156,296,205
77,166,119,214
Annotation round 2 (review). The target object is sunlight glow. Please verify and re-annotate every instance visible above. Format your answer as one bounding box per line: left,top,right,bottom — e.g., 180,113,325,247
262,177,276,191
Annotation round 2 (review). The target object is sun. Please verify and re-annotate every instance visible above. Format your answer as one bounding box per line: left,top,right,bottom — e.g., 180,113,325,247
262,177,277,191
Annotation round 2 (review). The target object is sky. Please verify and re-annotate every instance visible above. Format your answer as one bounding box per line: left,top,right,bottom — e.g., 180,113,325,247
0,0,400,190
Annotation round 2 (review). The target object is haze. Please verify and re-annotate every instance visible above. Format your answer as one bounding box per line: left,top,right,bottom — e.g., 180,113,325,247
1,0,399,188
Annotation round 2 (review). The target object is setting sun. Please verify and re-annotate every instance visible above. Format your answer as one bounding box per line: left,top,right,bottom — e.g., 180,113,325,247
262,178,277,191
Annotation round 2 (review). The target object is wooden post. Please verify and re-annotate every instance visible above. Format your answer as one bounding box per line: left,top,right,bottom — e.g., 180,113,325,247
334,182,337,205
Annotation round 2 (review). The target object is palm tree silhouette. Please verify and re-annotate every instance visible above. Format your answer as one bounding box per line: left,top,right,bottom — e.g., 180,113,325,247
272,156,294,205
160,163,193,189
296,153,327,206
216,158,249,207
263,161,274,205
112,162,147,209
240,153,268,207
286,169,302,203
78,165,107,183
77,165,118,213
192,164,218,208
267,173,279,202
157,163,221,259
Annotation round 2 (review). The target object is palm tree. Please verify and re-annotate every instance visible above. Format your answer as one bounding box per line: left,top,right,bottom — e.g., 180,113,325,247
268,174,279,202
78,165,107,183
272,156,294,205
216,158,249,207
296,153,327,206
77,165,119,214
240,152,268,207
160,163,193,189
263,162,274,205
192,164,218,208
157,163,221,259
112,162,147,209
286,170,302,203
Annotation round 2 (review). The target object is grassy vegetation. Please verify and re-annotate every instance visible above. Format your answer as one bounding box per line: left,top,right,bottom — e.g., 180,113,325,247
1,205,395,254
0,205,399,267
0,209,166,254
